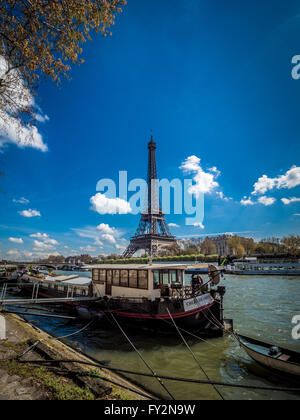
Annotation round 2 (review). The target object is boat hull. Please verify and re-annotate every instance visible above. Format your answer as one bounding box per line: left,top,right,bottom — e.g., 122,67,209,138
238,334,300,379
18,282,226,336
99,301,224,336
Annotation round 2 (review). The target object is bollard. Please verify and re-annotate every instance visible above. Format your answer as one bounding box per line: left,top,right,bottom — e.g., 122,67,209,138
0,314,6,340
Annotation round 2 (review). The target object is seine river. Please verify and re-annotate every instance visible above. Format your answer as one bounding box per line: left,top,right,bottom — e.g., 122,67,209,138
15,271,300,400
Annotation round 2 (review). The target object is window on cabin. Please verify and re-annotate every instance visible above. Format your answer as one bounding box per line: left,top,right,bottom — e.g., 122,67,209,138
129,270,138,288
138,270,148,289
153,270,159,288
113,270,120,286
99,270,106,284
107,270,112,284
177,270,183,284
93,269,99,282
162,270,169,285
169,270,176,283
120,270,129,287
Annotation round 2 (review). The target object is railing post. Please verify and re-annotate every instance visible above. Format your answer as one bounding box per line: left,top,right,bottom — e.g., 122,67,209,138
31,283,36,300
35,283,39,301
0,283,7,302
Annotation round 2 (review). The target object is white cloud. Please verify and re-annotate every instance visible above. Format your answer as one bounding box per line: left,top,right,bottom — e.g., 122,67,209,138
0,119,48,152
32,251,60,259
208,166,221,178
258,196,276,206
23,251,33,258
96,223,115,234
294,214,300,216
80,245,96,253
94,239,104,247
45,238,58,245
194,222,205,229
180,155,202,172
252,166,300,195
277,166,300,189
34,113,49,123
281,197,300,205
9,237,23,244
90,193,132,215
240,196,255,206
101,233,116,245
180,156,219,198
252,175,276,195
0,56,48,152
73,225,125,252
30,232,48,239
7,249,21,256
13,197,29,204
19,209,41,218
115,244,126,251
30,233,58,247
33,240,55,250
216,191,232,201
168,223,180,228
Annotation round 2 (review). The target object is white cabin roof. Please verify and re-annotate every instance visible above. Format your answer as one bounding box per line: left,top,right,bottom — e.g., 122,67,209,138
89,263,211,270
45,274,79,282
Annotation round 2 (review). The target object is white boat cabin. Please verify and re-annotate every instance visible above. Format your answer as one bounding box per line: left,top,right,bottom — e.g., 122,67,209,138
90,263,210,301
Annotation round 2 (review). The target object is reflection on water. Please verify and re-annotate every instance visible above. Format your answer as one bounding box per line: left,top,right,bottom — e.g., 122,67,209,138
12,272,300,400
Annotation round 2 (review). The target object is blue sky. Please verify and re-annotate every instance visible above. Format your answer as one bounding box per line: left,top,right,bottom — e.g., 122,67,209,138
1,0,300,260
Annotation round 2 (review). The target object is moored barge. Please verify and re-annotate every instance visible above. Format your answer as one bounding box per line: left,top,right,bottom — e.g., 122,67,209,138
18,263,228,336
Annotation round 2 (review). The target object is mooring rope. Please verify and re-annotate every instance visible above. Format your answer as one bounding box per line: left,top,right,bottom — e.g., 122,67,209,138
109,312,176,400
16,319,95,360
18,359,300,394
166,308,225,401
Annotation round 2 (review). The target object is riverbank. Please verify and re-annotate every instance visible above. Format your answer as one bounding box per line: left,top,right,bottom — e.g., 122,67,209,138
0,312,152,400
97,255,218,264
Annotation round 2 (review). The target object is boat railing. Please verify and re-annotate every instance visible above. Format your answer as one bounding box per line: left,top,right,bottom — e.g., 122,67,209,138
18,280,90,298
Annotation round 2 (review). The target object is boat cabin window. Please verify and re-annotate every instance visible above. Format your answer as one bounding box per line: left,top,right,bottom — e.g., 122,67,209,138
153,269,184,288
177,270,183,284
92,268,148,290
153,270,159,288
113,270,120,286
129,270,138,288
138,270,148,289
120,270,129,287
169,270,177,283
99,269,106,284
92,269,99,282
92,268,106,284
161,270,169,285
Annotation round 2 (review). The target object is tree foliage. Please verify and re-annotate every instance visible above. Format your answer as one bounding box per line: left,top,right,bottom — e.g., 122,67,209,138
0,0,126,138
200,238,217,256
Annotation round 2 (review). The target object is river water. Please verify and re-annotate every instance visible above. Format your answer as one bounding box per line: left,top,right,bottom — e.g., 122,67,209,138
10,270,300,400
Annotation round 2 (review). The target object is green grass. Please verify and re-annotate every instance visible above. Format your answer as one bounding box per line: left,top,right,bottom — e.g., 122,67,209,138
0,359,95,400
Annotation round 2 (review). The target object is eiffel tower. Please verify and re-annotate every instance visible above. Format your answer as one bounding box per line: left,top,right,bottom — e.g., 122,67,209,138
123,136,176,257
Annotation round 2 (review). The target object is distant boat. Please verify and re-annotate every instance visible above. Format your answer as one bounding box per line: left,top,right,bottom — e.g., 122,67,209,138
237,334,300,379
0,266,20,283
225,262,300,276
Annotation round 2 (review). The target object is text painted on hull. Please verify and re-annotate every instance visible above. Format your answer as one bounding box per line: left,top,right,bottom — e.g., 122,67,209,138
183,293,214,312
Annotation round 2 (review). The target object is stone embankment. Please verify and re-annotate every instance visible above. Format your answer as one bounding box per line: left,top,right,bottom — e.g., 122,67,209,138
0,313,151,400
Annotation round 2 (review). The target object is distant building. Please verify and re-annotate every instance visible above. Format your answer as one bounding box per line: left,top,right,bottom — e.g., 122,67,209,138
210,235,232,256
